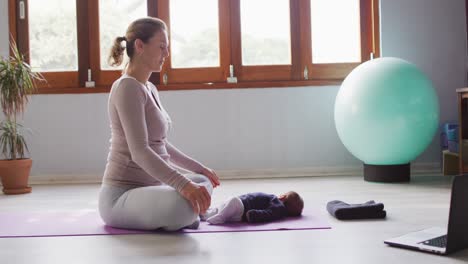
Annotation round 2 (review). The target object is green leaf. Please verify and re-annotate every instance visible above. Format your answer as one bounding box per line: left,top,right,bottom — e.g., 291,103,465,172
0,38,43,160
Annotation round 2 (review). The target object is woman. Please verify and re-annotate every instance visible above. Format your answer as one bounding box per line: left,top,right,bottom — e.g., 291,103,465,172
99,17,220,231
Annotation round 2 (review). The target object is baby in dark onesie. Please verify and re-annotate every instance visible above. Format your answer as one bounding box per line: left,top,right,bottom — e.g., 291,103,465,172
203,191,304,224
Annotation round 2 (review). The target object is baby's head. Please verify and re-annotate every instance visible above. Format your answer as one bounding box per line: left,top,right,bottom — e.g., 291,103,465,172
278,191,304,216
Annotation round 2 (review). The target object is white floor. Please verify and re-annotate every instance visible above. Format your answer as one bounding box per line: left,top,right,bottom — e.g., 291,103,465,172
1,175,467,264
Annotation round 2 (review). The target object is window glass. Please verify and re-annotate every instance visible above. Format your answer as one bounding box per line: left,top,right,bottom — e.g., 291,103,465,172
169,0,220,68
29,0,78,72
310,0,361,63
240,0,291,65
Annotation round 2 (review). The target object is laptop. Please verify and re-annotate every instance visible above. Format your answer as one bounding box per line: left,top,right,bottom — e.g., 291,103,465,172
384,175,468,255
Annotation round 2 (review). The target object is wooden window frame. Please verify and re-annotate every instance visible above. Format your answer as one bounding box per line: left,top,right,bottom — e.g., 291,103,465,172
161,0,379,86
229,0,295,82
87,0,160,88
157,0,231,84
304,0,381,80
8,0,380,94
9,0,80,91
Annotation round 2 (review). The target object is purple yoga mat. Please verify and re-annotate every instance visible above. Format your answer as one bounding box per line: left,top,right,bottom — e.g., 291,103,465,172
0,209,330,238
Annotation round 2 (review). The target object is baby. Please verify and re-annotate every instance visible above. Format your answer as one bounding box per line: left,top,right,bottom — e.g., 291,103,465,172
203,191,304,224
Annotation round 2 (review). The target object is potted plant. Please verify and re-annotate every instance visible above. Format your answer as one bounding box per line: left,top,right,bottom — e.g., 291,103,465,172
0,40,43,195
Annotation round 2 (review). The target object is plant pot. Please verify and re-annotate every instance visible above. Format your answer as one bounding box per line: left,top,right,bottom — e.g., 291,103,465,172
0,159,32,195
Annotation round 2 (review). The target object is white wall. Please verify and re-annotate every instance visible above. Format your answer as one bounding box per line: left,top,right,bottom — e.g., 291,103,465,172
24,85,357,180
380,0,467,166
381,0,466,123
0,0,466,181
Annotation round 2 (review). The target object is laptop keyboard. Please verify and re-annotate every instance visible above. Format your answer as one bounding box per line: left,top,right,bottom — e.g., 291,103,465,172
420,235,447,248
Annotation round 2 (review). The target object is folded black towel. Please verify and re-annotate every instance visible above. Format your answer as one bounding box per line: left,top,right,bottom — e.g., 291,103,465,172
326,200,386,220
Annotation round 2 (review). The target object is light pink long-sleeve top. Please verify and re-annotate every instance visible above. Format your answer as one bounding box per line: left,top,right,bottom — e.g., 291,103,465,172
102,75,206,192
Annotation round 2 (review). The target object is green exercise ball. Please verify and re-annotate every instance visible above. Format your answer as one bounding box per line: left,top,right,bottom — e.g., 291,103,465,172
334,57,439,168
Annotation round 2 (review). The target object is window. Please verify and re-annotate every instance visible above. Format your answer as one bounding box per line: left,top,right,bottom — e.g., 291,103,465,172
169,0,220,68
12,0,80,90
240,0,291,66
8,0,379,94
310,0,361,64
29,0,78,72
99,0,147,71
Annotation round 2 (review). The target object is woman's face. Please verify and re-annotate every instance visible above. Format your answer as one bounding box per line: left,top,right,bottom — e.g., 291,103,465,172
140,29,169,72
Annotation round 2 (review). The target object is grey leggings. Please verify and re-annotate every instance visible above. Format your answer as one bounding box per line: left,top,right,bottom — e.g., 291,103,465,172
98,174,213,231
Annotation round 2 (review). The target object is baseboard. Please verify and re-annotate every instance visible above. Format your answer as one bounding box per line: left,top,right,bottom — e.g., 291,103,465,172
411,162,443,176
219,165,363,179
20,162,442,185
215,162,442,179
28,174,103,185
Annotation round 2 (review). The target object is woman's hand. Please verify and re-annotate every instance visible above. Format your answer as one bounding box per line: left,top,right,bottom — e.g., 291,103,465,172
201,167,220,188
180,182,211,214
